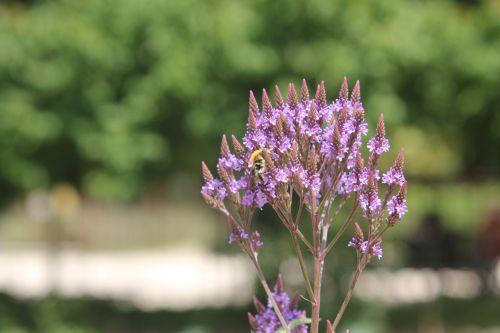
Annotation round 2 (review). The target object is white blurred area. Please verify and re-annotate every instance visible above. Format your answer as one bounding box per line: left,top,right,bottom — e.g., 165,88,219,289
0,185,256,310
1,246,499,311
0,246,254,310
354,266,499,304
0,184,498,312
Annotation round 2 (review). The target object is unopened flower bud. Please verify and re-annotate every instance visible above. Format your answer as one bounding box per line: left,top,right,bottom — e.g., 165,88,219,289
274,274,284,293
309,102,317,122
274,85,284,109
355,153,365,174
262,149,276,173
247,313,258,331
253,296,265,312
287,83,298,109
201,161,214,183
368,114,390,164
280,114,290,134
354,222,364,239
220,134,230,156
315,81,327,108
274,115,284,140
332,121,342,157
352,80,361,105
338,106,349,130
375,114,386,140
354,106,365,127
290,141,300,165
247,103,257,131
394,149,405,172
300,78,309,103
339,76,349,100
231,135,245,157
249,90,259,115
262,88,273,118
217,164,231,188
307,146,318,173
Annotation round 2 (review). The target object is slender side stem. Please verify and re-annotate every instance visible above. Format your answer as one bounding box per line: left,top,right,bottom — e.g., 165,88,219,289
309,184,324,333
276,203,313,252
331,265,363,332
274,204,292,229
296,229,314,252
310,251,324,333
291,234,315,300
250,255,291,333
324,202,358,255
326,195,349,227
295,195,304,226
295,199,304,226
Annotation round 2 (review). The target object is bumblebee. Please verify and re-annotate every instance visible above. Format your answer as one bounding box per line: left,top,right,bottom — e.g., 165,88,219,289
249,149,266,181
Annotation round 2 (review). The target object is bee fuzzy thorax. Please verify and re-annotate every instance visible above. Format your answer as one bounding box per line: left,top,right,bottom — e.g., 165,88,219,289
249,149,266,179
249,149,263,164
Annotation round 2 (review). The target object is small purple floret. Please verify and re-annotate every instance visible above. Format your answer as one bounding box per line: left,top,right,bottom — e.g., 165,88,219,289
254,290,308,333
228,228,249,244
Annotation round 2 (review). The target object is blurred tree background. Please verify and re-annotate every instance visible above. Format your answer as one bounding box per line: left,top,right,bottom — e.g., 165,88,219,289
0,0,499,332
0,0,498,201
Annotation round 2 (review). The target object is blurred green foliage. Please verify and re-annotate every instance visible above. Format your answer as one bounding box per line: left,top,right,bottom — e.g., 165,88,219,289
0,0,498,201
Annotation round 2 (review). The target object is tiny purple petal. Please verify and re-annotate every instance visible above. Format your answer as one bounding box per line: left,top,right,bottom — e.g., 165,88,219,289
382,167,406,186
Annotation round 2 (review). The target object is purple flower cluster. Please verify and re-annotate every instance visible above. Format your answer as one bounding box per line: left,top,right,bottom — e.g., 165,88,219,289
228,227,249,244
201,78,409,332
382,149,406,186
348,236,383,260
347,222,383,259
201,78,407,248
249,277,308,333
202,80,367,210
387,183,408,226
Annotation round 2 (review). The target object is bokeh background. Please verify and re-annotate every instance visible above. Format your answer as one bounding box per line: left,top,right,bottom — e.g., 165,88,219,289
0,0,499,332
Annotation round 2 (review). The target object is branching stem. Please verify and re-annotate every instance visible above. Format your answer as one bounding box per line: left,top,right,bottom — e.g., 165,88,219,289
249,255,291,333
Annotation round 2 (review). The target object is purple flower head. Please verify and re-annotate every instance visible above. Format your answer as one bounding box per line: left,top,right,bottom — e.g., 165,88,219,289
201,78,401,212
387,182,408,225
200,78,408,333
249,276,308,333
255,190,268,208
348,236,363,249
359,240,383,259
338,153,366,194
201,178,226,202
228,227,249,244
367,114,390,155
382,149,406,186
348,237,383,260
200,77,407,242
251,231,264,252
359,172,381,219
370,241,383,259
218,135,244,172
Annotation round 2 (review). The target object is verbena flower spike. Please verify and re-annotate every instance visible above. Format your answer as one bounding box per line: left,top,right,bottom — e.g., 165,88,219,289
201,78,407,333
